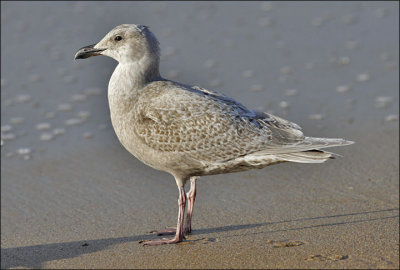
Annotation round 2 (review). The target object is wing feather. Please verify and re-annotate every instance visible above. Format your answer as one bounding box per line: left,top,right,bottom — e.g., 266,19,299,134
133,81,313,162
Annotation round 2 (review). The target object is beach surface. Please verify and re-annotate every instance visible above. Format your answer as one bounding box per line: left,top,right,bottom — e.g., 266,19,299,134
1,2,399,269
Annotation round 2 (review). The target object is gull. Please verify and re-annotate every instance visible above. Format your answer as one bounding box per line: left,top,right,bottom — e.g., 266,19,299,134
75,24,354,245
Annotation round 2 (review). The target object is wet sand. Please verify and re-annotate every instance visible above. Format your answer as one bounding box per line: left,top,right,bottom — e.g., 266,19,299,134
1,2,399,269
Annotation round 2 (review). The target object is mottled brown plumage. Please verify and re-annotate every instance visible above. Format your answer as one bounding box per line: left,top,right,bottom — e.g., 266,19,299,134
75,24,353,245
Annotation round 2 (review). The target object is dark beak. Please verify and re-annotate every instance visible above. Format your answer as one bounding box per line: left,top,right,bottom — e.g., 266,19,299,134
74,44,106,60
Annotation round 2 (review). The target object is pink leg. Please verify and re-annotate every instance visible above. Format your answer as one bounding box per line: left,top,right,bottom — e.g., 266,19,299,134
150,176,198,236
142,186,186,245
184,177,197,234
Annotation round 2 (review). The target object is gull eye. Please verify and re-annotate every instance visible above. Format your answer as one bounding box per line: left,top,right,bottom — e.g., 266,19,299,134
115,36,122,41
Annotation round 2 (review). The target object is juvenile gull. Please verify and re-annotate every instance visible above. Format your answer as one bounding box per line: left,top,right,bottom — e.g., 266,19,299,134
75,24,354,245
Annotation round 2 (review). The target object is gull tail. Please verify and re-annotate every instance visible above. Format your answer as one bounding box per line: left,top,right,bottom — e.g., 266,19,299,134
301,137,354,149
274,137,354,164
274,150,337,163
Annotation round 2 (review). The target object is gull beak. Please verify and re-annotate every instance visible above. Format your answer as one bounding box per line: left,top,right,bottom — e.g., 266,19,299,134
74,44,106,60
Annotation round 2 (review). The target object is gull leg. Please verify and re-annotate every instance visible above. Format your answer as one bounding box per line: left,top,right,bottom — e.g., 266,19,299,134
150,176,198,236
142,186,186,245
184,176,198,234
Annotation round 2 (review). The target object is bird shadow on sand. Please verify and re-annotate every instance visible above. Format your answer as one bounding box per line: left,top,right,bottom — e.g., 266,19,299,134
1,208,398,269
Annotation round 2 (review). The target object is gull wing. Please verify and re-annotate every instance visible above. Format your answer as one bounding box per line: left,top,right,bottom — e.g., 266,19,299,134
132,81,345,163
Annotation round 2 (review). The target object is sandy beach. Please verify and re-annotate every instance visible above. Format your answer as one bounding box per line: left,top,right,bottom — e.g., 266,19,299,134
1,2,399,269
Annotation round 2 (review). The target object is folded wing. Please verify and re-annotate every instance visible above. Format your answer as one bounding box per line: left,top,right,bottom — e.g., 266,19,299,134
133,81,352,164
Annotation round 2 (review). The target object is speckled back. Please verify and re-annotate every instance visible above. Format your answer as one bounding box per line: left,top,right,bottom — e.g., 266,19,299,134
130,80,304,163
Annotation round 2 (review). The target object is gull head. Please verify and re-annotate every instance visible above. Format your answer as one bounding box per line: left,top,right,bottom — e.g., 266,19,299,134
74,24,160,64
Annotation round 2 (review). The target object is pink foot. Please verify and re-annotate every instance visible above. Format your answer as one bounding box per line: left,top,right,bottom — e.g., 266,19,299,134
141,184,194,246
140,236,183,246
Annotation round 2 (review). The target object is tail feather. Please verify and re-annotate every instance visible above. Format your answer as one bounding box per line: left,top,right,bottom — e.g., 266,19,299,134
253,137,354,155
279,137,354,152
241,136,353,166
274,150,336,163
273,137,354,163
301,137,354,149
